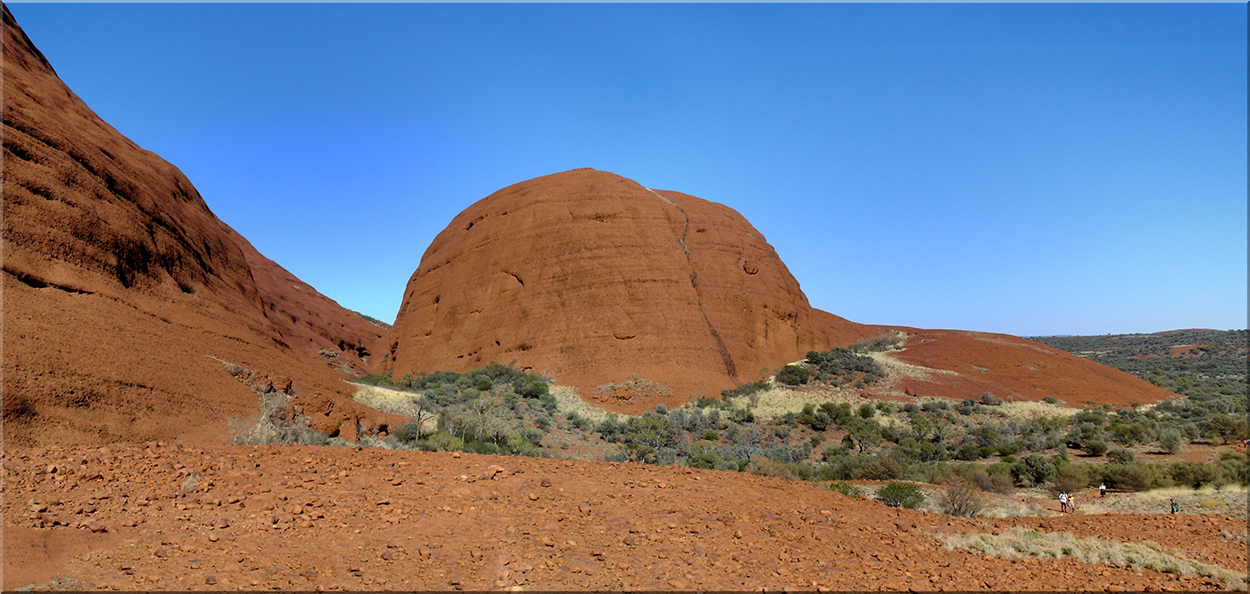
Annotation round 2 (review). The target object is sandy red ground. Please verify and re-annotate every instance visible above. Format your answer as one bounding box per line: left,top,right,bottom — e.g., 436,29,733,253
4,443,1244,592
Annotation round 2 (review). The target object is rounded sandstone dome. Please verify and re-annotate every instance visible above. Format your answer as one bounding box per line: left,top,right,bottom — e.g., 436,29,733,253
388,168,876,412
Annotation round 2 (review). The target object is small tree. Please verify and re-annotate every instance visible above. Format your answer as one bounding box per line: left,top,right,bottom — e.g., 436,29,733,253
875,482,925,509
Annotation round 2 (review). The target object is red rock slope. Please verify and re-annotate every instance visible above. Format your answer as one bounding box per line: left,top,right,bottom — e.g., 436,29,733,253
1,4,393,446
877,329,1179,408
387,168,881,412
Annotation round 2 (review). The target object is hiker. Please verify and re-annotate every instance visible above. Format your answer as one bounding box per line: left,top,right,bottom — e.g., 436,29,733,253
1099,483,1106,498
1069,493,1077,513
1170,498,1179,514
1058,492,1068,513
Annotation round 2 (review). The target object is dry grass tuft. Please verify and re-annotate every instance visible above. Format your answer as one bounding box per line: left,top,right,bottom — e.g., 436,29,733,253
550,385,621,424
939,526,1247,590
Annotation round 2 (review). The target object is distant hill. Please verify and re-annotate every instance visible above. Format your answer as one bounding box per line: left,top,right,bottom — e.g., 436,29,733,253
1030,330,1248,402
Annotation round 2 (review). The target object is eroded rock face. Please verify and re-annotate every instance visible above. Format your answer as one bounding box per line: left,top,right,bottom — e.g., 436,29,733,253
1,5,388,446
388,168,878,411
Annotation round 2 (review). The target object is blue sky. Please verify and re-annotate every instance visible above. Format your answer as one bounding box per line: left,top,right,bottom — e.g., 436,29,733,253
10,3,1247,337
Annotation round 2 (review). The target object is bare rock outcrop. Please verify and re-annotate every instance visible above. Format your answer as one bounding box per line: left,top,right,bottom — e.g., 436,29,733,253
387,168,879,412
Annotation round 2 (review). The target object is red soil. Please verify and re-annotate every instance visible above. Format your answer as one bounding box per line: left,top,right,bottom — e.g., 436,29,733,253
882,329,1177,407
4,443,1243,592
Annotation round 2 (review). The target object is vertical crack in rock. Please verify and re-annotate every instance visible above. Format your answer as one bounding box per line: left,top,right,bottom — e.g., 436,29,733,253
646,186,737,378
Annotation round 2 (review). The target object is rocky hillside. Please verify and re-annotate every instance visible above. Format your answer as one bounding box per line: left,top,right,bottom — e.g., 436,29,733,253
1,4,393,447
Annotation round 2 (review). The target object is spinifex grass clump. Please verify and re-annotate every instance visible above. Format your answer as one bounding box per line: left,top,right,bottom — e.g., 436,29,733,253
939,526,1247,590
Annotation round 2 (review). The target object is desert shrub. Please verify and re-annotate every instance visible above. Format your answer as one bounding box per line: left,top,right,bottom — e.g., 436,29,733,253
849,335,903,353
954,443,984,461
228,392,330,446
1216,451,1249,486
1043,396,1061,405
1157,428,1184,454
354,371,394,387
1205,413,1248,445
1074,409,1107,424
722,380,770,399
825,481,863,498
980,392,1002,406
776,365,812,386
595,414,625,441
745,455,798,480
1011,454,1057,487
939,477,986,517
1169,461,1218,489
903,403,920,414
512,375,549,398
393,422,422,443
1084,440,1109,456
1051,464,1089,494
986,463,1016,494
823,445,849,460
1106,448,1135,464
1097,461,1169,492
1108,421,1146,446
875,482,925,509
420,431,465,452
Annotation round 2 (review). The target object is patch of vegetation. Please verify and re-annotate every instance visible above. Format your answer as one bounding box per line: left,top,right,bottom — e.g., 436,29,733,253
352,369,395,387
1031,330,1247,402
939,526,1247,590
803,347,886,387
938,476,987,517
875,481,925,509
823,481,863,498
849,333,905,353
228,390,328,447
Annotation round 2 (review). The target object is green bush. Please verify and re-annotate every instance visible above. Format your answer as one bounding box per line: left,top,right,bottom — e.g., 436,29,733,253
825,481,863,498
1107,448,1135,464
776,365,812,386
1096,461,1169,492
513,376,549,398
875,482,925,509
1169,461,1217,489
393,422,422,443
721,380,770,399
1158,429,1183,454
354,370,394,386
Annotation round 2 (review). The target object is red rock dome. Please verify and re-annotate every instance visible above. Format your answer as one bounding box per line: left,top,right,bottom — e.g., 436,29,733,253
387,168,878,412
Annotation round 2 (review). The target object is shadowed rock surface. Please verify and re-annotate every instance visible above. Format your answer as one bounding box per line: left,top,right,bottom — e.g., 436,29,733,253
1,4,393,446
